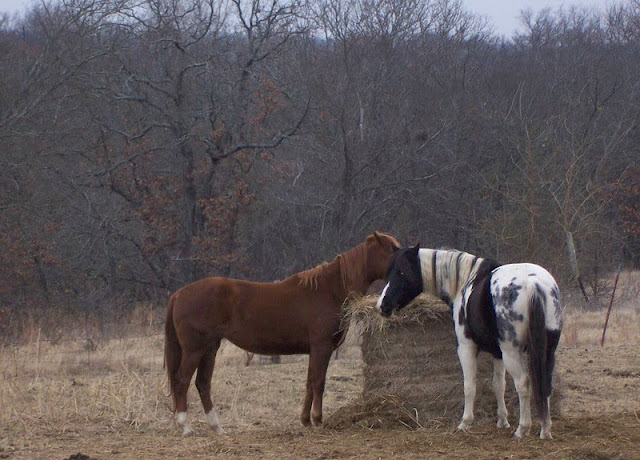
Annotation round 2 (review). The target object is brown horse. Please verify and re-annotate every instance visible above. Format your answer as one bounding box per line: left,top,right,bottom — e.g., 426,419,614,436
165,231,400,435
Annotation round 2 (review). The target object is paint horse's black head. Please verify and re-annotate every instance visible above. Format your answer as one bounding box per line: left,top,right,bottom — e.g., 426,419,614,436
377,245,423,317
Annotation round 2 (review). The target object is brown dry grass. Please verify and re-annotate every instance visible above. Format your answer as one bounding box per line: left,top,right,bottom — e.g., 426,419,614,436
0,283,638,459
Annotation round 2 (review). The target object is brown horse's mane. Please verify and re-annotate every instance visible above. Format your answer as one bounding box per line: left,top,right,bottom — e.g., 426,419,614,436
298,243,367,292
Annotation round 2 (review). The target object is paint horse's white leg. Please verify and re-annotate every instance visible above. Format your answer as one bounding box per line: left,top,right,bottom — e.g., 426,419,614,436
176,411,194,436
456,342,478,431
502,348,532,438
539,396,552,439
492,358,510,428
206,408,225,434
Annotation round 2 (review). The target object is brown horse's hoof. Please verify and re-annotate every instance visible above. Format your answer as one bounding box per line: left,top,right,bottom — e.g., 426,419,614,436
312,416,323,427
301,416,312,427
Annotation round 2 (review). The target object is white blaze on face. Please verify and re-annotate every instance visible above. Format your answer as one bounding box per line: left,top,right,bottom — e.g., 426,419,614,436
376,283,390,311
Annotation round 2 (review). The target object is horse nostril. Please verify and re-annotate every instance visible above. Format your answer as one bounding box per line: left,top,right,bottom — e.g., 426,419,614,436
379,300,393,317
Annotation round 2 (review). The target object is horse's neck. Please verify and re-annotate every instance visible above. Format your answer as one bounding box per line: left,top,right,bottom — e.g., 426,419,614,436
336,244,373,296
296,257,362,300
296,244,371,301
337,259,370,298
419,249,477,303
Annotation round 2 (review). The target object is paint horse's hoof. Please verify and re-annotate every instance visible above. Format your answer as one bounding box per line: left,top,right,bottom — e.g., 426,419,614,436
456,420,473,431
512,426,530,439
182,426,195,436
497,417,510,428
539,430,553,440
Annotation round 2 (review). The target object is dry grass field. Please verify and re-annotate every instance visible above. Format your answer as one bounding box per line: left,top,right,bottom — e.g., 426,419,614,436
1,273,639,459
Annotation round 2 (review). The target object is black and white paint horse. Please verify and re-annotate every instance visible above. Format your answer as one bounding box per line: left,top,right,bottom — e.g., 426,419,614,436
376,245,563,439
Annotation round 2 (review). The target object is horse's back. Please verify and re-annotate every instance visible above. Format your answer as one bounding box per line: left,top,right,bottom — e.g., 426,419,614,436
171,276,232,312
168,276,334,355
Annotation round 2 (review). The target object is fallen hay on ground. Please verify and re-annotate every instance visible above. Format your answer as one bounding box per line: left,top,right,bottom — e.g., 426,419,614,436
325,393,423,430
335,294,564,430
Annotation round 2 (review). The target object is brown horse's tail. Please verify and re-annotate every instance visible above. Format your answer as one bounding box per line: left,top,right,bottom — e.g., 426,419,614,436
164,293,181,413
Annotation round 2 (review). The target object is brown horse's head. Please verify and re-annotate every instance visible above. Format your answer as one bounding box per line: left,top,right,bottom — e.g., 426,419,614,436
364,231,400,282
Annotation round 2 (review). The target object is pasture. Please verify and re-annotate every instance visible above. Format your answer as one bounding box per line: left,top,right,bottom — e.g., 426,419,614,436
1,281,639,459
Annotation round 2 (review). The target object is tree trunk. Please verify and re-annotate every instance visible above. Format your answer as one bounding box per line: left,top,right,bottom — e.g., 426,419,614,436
566,230,589,303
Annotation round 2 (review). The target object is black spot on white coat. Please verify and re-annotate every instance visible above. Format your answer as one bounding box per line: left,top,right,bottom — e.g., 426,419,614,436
495,281,524,346
496,282,522,310
461,259,502,359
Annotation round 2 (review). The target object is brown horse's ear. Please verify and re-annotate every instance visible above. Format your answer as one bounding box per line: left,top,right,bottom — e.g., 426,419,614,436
374,230,400,251
414,242,420,251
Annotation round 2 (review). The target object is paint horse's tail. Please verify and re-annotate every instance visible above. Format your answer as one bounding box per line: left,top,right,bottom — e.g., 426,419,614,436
164,293,181,413
528,292,561,435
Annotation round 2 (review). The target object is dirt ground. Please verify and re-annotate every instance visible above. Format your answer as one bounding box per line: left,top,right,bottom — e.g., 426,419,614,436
2,411,639,460
1,306,639,460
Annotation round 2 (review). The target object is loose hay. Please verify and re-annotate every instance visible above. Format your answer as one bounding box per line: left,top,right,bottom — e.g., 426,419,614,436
338,294,564,430
325,393,423,430
340,293,447,334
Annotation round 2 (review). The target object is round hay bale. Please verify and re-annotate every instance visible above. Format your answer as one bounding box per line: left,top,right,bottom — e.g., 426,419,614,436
337,294,563,429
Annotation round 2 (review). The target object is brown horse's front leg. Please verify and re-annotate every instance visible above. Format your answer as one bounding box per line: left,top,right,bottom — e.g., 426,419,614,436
301,364,313,427
309,344,333,427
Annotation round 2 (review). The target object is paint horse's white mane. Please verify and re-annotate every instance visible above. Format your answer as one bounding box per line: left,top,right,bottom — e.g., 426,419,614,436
418,248,483,304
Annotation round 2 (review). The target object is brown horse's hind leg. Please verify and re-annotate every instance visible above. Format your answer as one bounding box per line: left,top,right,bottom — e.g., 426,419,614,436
309,343,333,427
174,348,205,436
195,339,224,434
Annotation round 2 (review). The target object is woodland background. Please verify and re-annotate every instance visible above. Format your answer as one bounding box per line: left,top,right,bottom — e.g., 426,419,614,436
1,0,638,339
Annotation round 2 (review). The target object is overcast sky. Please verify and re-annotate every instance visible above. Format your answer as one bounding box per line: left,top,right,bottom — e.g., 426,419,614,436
0,0,619,37
464,0,612,37
1,0,27,16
